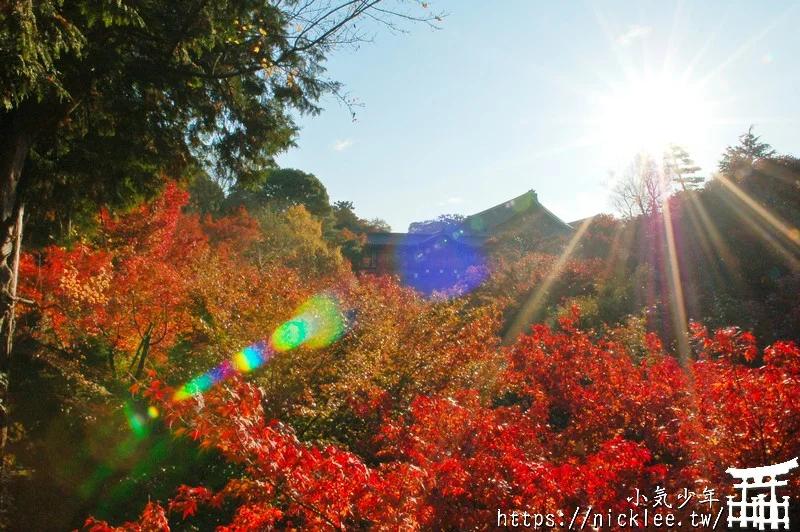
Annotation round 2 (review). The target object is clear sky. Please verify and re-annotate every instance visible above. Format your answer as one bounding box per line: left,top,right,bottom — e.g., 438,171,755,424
276,1,800,232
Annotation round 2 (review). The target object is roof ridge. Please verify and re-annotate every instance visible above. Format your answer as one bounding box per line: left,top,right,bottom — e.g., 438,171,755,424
535,200,573,230
464,189,537,221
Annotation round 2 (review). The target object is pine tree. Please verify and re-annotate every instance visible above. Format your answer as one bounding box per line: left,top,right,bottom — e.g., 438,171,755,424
718,125,776,174
667,144,704,192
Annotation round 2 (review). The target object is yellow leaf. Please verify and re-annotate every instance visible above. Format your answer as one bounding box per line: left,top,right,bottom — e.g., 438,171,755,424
296,24,303,31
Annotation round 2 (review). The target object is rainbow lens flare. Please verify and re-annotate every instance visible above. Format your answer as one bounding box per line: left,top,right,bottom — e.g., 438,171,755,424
173,293,349,402
232,342,271,373
272,294,347,350
173,360,236,401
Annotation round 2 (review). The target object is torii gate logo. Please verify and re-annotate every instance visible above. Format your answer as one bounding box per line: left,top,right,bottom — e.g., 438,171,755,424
726,457,798,530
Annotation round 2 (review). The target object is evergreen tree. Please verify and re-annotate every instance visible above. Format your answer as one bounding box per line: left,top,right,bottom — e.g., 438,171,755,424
408,214,466,233
227,168,333,219
718,125,776,174
667,144,704,192
0,0,442,455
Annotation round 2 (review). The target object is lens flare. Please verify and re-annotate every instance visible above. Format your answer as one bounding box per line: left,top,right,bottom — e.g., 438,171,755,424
396,233,487,296
173,293,350,402
232,342,270,373
173,360,236,401
271,320,309,351
124,404,148,439
272,294,347,350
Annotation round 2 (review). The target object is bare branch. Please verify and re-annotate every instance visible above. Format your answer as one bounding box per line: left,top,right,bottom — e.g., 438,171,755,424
611,152,670,218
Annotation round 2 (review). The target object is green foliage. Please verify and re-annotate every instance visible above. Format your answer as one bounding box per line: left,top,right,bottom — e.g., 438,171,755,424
718,125,776,174
227,168,332,219
7,347,238,530
253,205,345,277
408,213,465,233
332,200,360,231
328,200,392,265
593,265,652,327
682,156,800,343
185,171,225,217
0,0,85,110
667,144,704,191
332,200,392,234
2,0,441,236
366,217,391,232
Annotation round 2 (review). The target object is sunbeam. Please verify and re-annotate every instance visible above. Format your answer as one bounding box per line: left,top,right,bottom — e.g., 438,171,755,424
683,188,747,292
502,217,594,344
660,196,690,361
714,173,800,269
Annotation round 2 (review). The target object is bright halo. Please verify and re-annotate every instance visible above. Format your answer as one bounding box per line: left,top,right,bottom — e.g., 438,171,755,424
596,71,713,162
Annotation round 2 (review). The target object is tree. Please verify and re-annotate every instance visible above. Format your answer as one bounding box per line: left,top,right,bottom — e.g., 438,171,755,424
718,125,776,174
367,217,392,232
89,309,800,529
331,200,386,233
253,204,345,277
408,214,466,234
610,152,670,218
332,201,359,231
227,168,332,218
667,144,704,192
185,172,225,217
327,200,390,265
0,0,442,454
20,184,202,390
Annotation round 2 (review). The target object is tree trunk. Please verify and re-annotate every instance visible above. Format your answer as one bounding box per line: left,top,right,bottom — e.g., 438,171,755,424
0,124,35,459
0,104,44,460
0,205,25,461
108,346,117,378
129,323,154,381
0,100,73,459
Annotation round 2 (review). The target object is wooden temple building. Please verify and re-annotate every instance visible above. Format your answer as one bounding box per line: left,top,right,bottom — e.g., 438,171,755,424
356,190,573,292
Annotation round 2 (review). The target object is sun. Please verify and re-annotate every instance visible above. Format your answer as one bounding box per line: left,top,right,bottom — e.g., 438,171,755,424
596,71,714,163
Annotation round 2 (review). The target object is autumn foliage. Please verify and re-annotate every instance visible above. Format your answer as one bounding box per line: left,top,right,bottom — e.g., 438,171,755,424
81,307,800,530
9,183,800,530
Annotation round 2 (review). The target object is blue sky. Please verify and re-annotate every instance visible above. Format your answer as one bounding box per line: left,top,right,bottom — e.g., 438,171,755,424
277,1,800,232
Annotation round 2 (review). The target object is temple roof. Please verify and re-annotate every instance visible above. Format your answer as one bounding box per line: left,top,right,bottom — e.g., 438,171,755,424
462,189,573,235
364,189,573,248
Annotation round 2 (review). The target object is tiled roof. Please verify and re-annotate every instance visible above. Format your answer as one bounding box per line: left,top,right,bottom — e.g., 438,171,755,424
463,190,573,235
365,190,573,248
567,214,603,228
463,190,536,233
